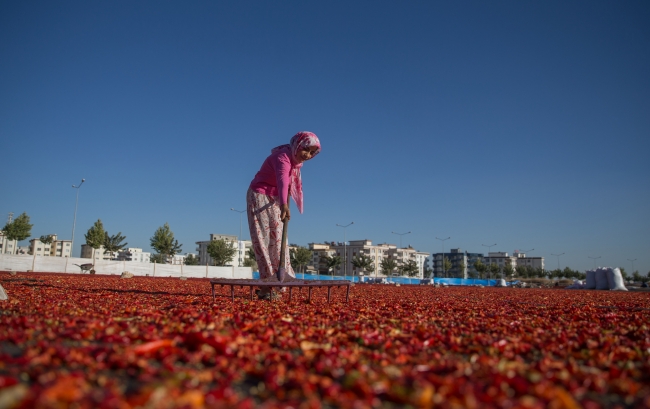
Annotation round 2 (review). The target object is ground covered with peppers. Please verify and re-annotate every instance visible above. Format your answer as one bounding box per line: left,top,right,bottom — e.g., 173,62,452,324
1,273,649,408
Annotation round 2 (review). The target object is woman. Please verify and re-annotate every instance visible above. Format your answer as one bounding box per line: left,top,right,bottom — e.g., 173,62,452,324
247,131,321,299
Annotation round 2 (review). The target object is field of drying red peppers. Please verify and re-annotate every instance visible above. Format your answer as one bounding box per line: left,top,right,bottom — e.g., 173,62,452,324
1,273,649,409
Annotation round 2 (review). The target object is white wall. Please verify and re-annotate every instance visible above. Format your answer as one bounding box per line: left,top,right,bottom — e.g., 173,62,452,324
0,254,253,279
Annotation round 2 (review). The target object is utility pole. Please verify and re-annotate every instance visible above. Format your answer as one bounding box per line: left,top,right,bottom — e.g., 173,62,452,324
230,208,246,266
588,256,601,270
551,253,564,271
337,222,354,280
436,236,450,278
71,179,85,258
482,243,496,279
628,258,637,275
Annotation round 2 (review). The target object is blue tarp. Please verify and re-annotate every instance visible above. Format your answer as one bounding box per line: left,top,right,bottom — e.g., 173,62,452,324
427,278,498,286
252,272,499,286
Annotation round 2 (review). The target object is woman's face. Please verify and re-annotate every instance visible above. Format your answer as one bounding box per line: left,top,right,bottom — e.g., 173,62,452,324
297,146,319,162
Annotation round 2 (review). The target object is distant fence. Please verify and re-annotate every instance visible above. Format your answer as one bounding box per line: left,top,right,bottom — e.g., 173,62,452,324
0,254,252,279
252,272,498,286
427,278,498,286
0,255,499,286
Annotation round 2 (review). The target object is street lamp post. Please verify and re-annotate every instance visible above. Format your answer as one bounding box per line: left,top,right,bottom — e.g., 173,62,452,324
391,231,411,249
551,253,565,271
482,243,496,279
391,231,411,282
230,208,246,266
436,236,450,278
336,222,354,281
588,256,601,270
518,249,534,277
628,258,637,274
71,179,85,258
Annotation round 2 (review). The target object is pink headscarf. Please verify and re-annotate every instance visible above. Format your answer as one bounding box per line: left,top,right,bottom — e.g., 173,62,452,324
271,131,321,213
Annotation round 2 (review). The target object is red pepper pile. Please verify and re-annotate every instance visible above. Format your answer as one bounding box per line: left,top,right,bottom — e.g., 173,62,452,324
1,273,649,408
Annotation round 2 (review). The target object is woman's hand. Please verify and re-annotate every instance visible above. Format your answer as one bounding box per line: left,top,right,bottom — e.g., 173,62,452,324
280,204,291,221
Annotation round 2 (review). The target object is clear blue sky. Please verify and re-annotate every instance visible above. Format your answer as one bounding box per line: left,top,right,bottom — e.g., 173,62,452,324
1,1,648,274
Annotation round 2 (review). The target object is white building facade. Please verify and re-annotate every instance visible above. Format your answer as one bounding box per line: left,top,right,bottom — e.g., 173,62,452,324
116,248,151,263
483,251,545,276
28,235,72,258
81,244,111,260
0,231,18,255
310,240,429,278
512,251,545,271
196,234,252,266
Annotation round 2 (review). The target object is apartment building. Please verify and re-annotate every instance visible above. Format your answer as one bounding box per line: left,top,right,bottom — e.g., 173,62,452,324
0,231,18,255
390,246,429,277
430,249,484,279
484,251,545,275
28,235,72,257
168,253,194,265
307,242,337,274
512,250,544,270
196,234,252,266
116,248,151,263
81,244,112,260
311,240,429,277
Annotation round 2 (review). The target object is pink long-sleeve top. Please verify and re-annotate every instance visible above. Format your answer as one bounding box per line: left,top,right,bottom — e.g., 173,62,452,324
249,148,296,205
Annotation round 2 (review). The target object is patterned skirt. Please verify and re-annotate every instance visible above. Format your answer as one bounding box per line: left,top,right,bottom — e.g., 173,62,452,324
246,188,295,280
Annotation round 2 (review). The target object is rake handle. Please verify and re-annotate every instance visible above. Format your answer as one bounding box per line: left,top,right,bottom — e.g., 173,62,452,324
278,218,289,270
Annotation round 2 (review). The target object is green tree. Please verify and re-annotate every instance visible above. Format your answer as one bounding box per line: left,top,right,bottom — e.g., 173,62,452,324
516,265,530,278
247,247,256,262
351,254,373,276
40,235,54,245
291,246,312,274
473,259,486,279
103,232,127,260
323,255,342,275
150,253,166,264
207,238,237,266
642,271,650,283
402,260,419,277
458,261,466,278
503,262,515,279
150,223,182,264
184,254,199,265
2,212,33,254
562,267,576,279
365,262,377,277
380,258,398,276
423,266,433,278
84,219,106,263
619,268,629,280
534,267,547,278
488,263,500,279
442,257,452,277
243,248,258,270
